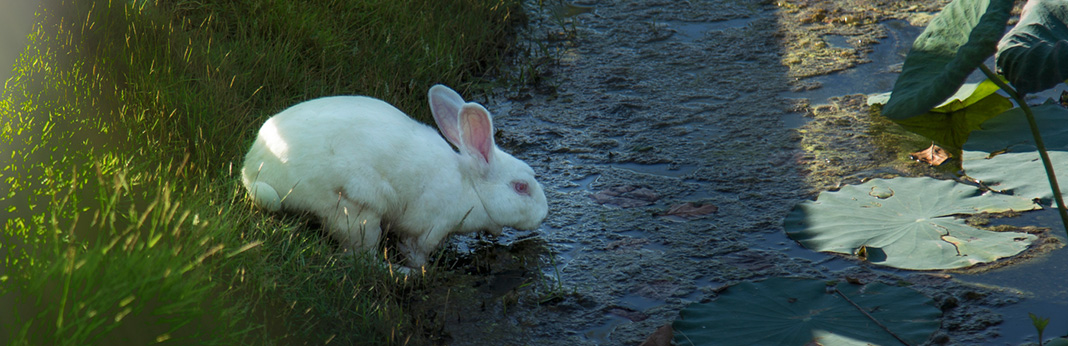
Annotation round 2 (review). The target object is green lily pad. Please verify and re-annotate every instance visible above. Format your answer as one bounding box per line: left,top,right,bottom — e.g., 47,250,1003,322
673,277,941,346
962,103,1068,205
882,0,1014,120
1048,338,1068,346
785,177,1038,270
996,0,1068,94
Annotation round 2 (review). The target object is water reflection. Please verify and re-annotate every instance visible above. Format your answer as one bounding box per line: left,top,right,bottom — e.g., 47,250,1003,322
667,16,761,43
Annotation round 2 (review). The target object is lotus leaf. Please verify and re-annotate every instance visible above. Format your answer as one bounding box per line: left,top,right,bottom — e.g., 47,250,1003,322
785,177,1037,270
867,79,1004,109
870,81,1012,151
996,0,1068,95
891,89,1011,150
963,103,1068,206
881,0,1014,120
931,79,1006,112
673,277,941,346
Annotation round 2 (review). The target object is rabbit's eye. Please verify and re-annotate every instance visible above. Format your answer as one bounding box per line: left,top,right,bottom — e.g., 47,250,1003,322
512,181,530,196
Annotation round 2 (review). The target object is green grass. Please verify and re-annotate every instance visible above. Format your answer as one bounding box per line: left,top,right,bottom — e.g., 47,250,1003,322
1,0,527,344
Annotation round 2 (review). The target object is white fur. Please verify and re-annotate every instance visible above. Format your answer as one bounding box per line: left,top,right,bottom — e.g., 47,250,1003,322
241,85,548,267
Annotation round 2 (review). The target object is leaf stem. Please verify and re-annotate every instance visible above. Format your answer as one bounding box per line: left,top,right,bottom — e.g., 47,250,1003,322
834,287,912,346
979,64,1068,237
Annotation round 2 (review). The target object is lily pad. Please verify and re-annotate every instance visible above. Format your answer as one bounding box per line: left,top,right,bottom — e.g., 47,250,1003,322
881,0,1014,120
1049,338,1068,346
962,103,1068,206
996,0,1068,95
673,277,941,346
784,177,1037,270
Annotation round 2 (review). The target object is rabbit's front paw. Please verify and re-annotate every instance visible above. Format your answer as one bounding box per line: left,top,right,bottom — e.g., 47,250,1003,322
398,238,429,268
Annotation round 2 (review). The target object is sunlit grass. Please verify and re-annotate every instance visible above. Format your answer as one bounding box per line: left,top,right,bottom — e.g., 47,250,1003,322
1,0,526,343
7,163,253,344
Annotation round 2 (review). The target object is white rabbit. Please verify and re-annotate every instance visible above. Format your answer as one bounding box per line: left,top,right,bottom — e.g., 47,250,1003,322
241,85,548,267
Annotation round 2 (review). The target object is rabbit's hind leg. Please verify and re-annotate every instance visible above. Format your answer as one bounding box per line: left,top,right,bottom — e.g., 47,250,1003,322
245,182,282,211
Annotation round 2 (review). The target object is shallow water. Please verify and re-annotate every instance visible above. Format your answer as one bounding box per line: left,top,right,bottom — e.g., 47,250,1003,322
666,17,762,43
495,1,1068,344
959,208,1068,344
611,162,698,178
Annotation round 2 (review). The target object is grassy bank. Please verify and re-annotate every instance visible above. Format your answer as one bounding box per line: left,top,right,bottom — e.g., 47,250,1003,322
0,0,525,344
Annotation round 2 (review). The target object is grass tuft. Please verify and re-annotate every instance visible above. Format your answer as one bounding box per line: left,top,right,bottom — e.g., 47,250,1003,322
2,0,528,343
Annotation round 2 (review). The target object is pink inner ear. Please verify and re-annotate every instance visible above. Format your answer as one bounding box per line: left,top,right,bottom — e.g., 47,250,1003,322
460,104,494,163
429,86,464,148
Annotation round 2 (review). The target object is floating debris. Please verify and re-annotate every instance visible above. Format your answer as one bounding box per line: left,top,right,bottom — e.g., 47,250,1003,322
911,143,951,166
659,202,718,220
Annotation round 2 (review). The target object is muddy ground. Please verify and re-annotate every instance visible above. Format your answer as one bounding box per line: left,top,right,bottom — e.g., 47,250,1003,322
414,0,1054,345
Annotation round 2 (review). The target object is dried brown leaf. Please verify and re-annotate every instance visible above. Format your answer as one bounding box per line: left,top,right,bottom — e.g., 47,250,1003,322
910,143,951,166
639,324,674,346
660,202,718,219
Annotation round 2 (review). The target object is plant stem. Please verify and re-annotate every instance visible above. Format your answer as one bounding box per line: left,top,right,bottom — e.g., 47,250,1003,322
979,64,1068,237
834,287,912,346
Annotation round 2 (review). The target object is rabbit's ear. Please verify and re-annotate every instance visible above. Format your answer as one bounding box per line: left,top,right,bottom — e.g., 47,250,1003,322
428,85,465,148
459,104,495,164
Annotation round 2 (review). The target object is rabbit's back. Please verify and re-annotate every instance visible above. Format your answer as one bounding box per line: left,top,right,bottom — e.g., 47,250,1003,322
241,96,458,216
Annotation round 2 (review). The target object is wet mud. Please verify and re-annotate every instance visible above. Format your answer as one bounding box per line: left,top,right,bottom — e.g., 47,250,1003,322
421,0,1064,345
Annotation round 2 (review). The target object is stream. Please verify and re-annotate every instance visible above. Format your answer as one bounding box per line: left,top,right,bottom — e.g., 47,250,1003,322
440,0,1068,345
